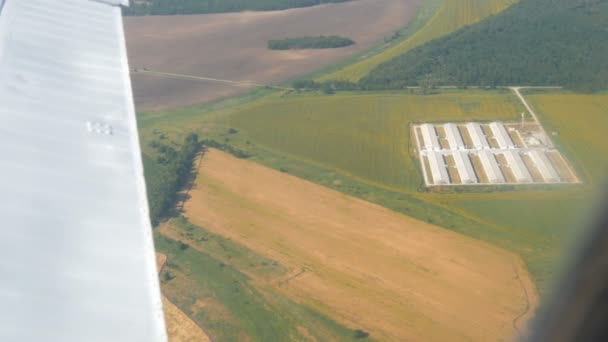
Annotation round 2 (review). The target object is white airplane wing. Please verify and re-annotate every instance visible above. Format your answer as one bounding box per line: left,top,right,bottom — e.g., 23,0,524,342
0,0,167,340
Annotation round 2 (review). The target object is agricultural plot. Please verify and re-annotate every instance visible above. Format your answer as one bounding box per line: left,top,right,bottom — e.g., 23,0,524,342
413,121,579,186
138,90,607,300
226,91,523,191
320,0,519,81
124,0,420,110
155,219,360,342
183,149,537,342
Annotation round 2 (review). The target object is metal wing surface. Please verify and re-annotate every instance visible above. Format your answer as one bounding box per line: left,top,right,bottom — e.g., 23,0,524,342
0,0,166,340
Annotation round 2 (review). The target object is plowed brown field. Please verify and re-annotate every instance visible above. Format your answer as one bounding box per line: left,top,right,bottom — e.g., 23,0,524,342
124,0,420,110
183,149,538,341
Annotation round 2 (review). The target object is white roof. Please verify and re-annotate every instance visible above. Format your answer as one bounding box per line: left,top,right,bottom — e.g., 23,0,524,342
478,150,505,183
0,0,166,340
427,152,450,185
466,123,490,150
489,122,515,149
444,123,465,150
529,150,560,183
504,150,533,183
452,151,477,184
420,124,441,151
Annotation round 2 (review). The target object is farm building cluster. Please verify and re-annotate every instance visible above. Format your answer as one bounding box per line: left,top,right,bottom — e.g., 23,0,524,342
413,121,578,186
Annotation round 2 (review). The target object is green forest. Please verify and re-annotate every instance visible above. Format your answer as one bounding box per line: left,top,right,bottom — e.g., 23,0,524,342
268,36,355,50
360,0,608,91
123,0,352,16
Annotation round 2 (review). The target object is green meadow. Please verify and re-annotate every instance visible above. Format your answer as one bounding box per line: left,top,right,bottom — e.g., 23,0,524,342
140,89,608,293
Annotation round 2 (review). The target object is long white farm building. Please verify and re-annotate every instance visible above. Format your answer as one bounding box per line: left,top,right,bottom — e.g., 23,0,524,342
504,150,533,183
452,151,477,184
477,150,505,183
489,122,515,149
466,123,490,150
427,152,449,185
528,150,561,182
444,123,465,150
420,124,441,151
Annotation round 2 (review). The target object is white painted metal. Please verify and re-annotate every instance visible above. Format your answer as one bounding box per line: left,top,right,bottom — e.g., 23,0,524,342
0,0,166,340
504,150,533,183
444,123,465,150
489,122,515,149
477,150,505,183
466,123,490,150
529,150,561,182
420,124,441,151
427,151,450,185
452,151,477,184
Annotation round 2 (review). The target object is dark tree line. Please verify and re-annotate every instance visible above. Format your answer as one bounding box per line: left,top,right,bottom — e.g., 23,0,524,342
359,0,608,91
268,36,355,50
123,0,352,16
144,133,201,226
292,79,359,93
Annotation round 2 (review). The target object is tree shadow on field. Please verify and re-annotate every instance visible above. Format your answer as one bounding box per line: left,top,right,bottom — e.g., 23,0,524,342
172,147,207,217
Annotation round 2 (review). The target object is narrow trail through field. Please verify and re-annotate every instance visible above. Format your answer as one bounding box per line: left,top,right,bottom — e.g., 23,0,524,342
134,69,294,90
511,257,540,339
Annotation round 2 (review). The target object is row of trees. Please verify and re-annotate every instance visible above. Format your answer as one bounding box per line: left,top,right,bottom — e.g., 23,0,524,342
359,0,608,91
123,0,352,16
268,36,355,50
144,133,201,226
143,134,256,225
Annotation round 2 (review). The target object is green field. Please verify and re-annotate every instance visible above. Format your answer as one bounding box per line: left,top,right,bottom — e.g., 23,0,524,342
228,91,523,189
139,89,608,294
127,0,608,338
156,217,371,341
319,0,519,82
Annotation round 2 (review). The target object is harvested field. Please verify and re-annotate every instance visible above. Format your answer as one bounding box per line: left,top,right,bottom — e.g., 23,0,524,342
183,149,537,341
124,0,421,110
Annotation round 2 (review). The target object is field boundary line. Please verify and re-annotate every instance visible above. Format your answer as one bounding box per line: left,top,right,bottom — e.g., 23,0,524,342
511,257,537,339
134,69,294,90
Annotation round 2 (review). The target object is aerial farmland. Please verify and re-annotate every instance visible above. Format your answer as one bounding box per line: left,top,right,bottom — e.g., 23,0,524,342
130,0,608,340
124,0,420,110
